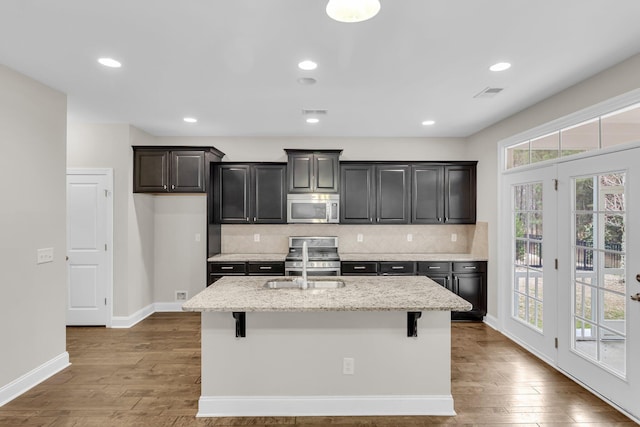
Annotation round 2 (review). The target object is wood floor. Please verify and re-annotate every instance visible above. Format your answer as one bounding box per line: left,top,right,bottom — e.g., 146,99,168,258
0,312,635,426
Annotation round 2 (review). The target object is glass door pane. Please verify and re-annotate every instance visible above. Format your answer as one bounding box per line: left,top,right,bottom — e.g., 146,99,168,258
571,173,626,376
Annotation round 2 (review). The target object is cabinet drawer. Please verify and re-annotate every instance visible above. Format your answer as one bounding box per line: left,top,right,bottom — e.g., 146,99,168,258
341,262,378,275
452,261,486,273
379,261,416,275
417,261,451,274
248,262,285,275
209,262,247,275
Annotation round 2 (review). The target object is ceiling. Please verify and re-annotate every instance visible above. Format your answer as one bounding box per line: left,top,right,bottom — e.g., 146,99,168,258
1,0,640,138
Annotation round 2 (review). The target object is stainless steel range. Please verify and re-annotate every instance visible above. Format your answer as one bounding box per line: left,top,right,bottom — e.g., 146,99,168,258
284,236,340,276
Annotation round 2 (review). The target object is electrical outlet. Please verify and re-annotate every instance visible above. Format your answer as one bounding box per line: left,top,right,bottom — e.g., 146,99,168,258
175,291,188,301
357,233,363,242
37,248,54,264
195,233,201,242
254,233,260,242
407,233,413,242
451,233,457,242
343,357,355,375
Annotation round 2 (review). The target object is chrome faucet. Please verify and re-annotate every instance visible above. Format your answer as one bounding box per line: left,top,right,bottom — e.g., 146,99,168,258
301,241,309,289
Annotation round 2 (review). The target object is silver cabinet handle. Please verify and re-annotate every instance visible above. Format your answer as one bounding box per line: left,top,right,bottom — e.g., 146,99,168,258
391,266,404,270
163,184,167,190
463,266,477,270
259,266,272,270
428,266,441,269
171,184,175,189
353,266,366,270
220,266,234,270
253,217,257,222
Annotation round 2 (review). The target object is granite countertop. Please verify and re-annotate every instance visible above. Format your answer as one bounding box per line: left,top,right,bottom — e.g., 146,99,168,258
182,275,472,313
208,253,487,262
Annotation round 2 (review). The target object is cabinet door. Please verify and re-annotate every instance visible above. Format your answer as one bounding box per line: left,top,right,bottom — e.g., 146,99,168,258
412,165,444,223
171,150,206,192
444,164,476,223
252,165,286,223
340,164,375,224
376,165,410,224
288,153,313,193
426,274,452,291
314,154,339,192
453,273,487,318
216,165,250,223
134,150,169,192
340,261,378,275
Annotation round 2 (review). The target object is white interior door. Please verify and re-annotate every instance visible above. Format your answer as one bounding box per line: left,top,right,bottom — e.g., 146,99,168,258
501,166,557,363
66,169,112,326
557,149,640,419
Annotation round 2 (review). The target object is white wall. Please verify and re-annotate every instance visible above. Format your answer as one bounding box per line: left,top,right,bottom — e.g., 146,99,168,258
67,123,155,317
0,65,67,388
467,52,640,318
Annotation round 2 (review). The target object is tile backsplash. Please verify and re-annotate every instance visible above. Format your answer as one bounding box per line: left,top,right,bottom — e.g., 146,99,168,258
221,222,488,257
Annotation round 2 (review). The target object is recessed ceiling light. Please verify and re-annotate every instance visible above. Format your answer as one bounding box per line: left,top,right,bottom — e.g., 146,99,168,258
97,57,122,68
489,62,511,72
306,118,320,124
422,120,436,126
326,0,381,23
183,117,197,123
298,60,318,71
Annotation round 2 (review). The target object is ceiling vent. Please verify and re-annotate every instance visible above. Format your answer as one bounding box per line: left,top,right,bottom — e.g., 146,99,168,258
473,87,504,99
302,109,328,116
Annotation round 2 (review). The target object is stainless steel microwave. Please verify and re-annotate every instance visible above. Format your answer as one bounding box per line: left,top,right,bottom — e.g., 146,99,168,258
287,194,339,223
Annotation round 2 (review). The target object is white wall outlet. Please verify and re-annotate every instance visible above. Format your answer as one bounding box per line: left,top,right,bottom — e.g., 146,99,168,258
451,233,457,242
175,290,188,301
195,233,201,242
253,233,260,242
357,233,364,242
37,248,54,264
343,357,355,375
407,233,413,242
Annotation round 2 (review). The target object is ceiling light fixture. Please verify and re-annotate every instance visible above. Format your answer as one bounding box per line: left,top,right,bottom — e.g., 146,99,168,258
97,57,122,68
306,118,320,124
298,60,318,71
489,62,511,72
183,117,198,123
422,120,435,126
326,0,381,23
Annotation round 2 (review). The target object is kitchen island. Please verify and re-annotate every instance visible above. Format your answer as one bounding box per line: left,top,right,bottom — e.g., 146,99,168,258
182,275,471,417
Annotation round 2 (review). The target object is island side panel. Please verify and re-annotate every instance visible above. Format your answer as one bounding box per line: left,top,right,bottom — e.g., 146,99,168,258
199,311,453,416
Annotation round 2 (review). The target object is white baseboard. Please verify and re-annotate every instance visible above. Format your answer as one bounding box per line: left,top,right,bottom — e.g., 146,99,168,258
0,352,70,407
197,395,455,417
153,302,184,312
483,313,499,330
111,303,154,328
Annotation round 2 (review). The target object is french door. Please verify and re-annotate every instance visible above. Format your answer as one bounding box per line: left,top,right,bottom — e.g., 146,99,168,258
501,166,557,362
557,149,639,418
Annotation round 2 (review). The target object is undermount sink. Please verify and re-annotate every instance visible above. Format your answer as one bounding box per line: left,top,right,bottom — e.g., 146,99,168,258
264,279,346,290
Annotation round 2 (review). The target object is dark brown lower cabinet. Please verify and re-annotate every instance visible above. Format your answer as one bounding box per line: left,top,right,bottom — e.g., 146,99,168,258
208,261,285,286
343,260,487,321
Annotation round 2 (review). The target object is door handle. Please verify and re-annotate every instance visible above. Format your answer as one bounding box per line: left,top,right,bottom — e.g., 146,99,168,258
631,293,640,302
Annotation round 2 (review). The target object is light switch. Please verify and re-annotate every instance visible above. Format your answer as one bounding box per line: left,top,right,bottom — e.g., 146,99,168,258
451,233,457,242
254,233,260,242
357,233,364,242
407,233,413,242
37,248,54,264
195,233,201,242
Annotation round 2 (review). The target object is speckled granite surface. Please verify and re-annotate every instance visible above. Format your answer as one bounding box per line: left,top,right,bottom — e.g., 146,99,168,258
339,253,487,262
207,253,286,262
207,253,487,262
182,276,472,313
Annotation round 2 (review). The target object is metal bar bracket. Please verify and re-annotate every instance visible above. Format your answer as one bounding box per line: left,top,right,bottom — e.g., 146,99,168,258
407,311,422,337
232,312,246,338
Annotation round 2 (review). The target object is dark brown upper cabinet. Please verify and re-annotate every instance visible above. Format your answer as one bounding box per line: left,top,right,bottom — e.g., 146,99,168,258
412,163,476,224
340,163,410,224
285,149,341,193
133,146,224,193
213,163,286,224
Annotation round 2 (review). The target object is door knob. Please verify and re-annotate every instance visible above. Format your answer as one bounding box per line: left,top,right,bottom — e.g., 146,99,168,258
631,293,640,302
